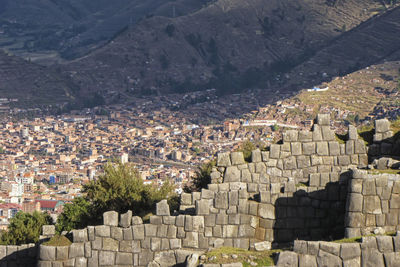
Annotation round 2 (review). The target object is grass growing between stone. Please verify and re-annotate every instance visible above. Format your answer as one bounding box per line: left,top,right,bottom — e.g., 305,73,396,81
368,169,400,175
333,231,397,243
42,235,72,246
204,247,280,266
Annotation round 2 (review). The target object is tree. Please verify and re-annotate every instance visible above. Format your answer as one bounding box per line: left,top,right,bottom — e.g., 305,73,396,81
83,162,176,217
55,197,92,233
1,211,52,245
184,160,215,192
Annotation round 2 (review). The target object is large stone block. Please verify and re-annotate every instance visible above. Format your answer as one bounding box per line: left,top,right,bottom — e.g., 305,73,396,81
56,246,69,260
283,156,297,170
231,151,246,165
154,251,177,267
217,152,231,167
39,245,56,261
73,229,88,243
329,141,340,156
116,252,133,265
102,237,118,251
363,196,382,214
316,142,329,156
376,235,394,253
119,210,132,228
317,250,341,267
251,149,262,163
42,225,55,236
340,243,361,260
345,212,364,228
303,142,316,155
270,144,281,159
103,211,118,226
384,252,400,267
69,243,84,258
215,192,228,209
348,125,358,140
183,232,199,248
362,248,384,267
133,224,145,239
317,114,330,126
258,204,275,219
320,241,340,256
321,126,335,141
224,166,240,182
347,193,363,212
375,119,390,133
156,199,170,216
276,251,298,267
283,130,299,142
299,254,317,267
354,139,366,154
99,251,115,265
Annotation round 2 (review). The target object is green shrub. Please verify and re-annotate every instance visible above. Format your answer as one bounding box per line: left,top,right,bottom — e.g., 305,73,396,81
1,211,52,245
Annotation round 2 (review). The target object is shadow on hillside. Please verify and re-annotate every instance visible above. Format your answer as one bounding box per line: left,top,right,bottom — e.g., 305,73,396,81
272,171,352,245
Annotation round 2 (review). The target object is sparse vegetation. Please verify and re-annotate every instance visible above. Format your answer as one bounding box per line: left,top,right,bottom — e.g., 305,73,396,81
165,24,176,37
204,247,280,266
184,160,215,192
42,235,72,247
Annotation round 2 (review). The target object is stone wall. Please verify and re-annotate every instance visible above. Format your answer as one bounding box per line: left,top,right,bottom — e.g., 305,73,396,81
276,234,400,267
0,243,37,266
37,114,375,267
369,118,400,159
345,169,400,238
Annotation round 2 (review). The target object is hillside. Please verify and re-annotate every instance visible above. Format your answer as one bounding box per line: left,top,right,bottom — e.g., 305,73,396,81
0,0,207,63
0,51,74,107
62,0,394,97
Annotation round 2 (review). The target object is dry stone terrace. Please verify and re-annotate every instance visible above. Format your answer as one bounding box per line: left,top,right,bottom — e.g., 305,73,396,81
27,114,400,266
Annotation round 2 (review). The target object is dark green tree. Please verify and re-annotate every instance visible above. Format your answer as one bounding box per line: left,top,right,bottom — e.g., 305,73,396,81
184,160,215,192
55,197,92,233
1,211,53,245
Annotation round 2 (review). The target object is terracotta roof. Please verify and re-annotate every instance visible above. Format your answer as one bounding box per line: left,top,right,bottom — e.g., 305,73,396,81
35,199,63,209
0,203,22,210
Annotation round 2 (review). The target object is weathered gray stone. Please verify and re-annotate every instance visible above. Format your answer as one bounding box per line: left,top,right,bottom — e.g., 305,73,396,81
119,210,132,227
102,237,118,251
299,254,317,267
354,139,366,154
313,125,323,141
283,156,297,170
56,246,69,260
116,252,133,265
302,142,315,155
39,245,56,261
276,251,298,267
186,253,199,267
361,248,384,267
348,125,358,140
376,235,394,253
99,250,115,265
317,114,330,126
215,192,228,209
224,166,240,182
183,232,199,248
384,252,400,267
346,212,364,228
320,241,340,256
132,224,145,240
103,211,118,226
258,203,275,219
284,130,299,142
42,225,55,236
375,119,390,133
217,152,231,167
231,151,246,165
111,226,123,240
254,241,271,251
321,126,335,141
69,243,85,258
316,142,329,156
317,250,341,267
343,258,360,267
293,240,308,254
363,196,382,214
347,193,363,212
340,243,361,260
329,141,340,156
270,144,281,159
156,199,170,216
72,229,88,243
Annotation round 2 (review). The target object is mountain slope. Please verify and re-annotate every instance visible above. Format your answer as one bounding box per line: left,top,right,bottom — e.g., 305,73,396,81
0,0,207,63
62,0,392,96
0,51,74,107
